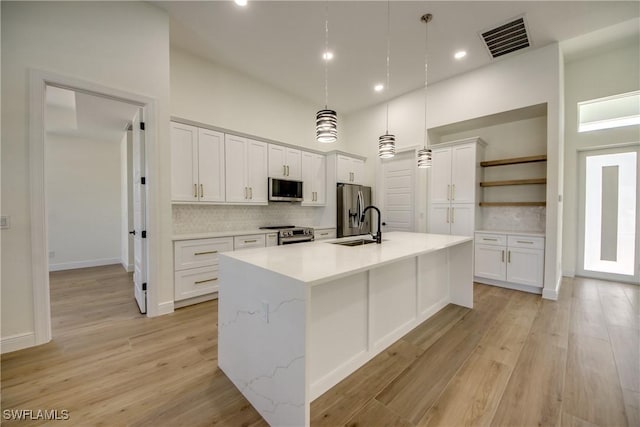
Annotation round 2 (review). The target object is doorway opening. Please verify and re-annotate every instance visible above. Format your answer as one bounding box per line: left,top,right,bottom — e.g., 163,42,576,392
43,83,149,338
578,145,639,284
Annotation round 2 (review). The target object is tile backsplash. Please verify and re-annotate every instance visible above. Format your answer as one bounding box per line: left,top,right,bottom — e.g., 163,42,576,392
172,204,320,235
481,207,546,233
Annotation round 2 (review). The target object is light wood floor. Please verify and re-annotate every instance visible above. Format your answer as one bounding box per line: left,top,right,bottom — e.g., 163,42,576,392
1,266,638,426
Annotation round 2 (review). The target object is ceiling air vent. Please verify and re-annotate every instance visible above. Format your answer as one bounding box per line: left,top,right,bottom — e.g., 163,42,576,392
480,16,530,59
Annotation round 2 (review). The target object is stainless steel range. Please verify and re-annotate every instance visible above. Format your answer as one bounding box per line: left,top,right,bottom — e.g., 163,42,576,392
259,225,314,245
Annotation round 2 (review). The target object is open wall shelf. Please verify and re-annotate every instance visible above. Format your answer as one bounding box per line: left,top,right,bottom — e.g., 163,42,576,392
480,178,547,187
480,155,547,167
479,201,546,207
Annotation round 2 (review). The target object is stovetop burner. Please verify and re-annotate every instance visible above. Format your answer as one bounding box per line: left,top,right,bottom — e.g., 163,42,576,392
259,225,296,230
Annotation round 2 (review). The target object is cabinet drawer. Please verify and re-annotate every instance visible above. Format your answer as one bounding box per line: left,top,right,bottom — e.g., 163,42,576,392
315,228,336,240
234,234,266,250
174,237,234,271
475,233,506,246
175,265,219,301
265,232,278,247
508,235,544,250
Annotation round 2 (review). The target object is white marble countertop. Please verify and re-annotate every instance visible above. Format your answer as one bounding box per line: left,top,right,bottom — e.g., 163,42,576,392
172,229,275,241
475,229,545,237
219,231,473,286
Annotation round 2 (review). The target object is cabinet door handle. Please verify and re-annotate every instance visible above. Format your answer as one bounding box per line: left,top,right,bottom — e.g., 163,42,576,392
200,184,204,198
447,184,450,201
502,250,505,262
446,207,450,223
287,165,290,176
244,239,257,243
451,207,455,223
517,240,534,244
194,250,218,255
249,187,253,199
283,165,286,176
194,278,218,285
452,184,456,200
508,251,511,263
244,187,248,199
194,184,198,198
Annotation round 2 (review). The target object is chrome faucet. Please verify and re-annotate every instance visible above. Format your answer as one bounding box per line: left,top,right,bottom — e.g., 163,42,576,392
361,205,382,244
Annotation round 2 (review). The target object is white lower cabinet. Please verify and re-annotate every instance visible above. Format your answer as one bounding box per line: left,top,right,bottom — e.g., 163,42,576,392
314,228,336,241
474,232,545,291
234,234,266,250
174,237,233,301
429,203,475,236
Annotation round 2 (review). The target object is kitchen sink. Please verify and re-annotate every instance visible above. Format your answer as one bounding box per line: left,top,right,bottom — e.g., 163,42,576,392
331,239,378,247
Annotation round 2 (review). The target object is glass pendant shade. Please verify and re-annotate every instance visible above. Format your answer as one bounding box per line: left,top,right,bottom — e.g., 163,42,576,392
378,134,396,158
417,147,432,168
316,109,337,143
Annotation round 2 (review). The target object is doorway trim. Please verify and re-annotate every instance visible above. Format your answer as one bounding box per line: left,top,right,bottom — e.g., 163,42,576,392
29,69,159,346
576,142,640,284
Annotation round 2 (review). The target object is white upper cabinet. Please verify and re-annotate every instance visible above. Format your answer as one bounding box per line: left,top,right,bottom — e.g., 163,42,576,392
224,135,268,205
451,144,476,203
337,155,365,184
268,144,301,180
301,151,326,205
197,128,225,202
429,148,452,204
171,122,225,202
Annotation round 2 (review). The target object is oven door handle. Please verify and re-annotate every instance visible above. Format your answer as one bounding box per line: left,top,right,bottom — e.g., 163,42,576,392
280,236,314,244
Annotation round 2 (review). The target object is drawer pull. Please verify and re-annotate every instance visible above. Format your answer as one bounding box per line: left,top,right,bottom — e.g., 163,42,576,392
194,250,218,256
502,250,505,262
244,239,258,243
194,278,218,285
517,240,534,244
483,238,498,241
508,251,511,263
320,232,328,236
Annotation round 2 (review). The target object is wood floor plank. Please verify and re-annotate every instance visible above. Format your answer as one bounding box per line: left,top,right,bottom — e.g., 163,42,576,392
622,388,640,427
607,325,640,393
561,411,600,427
344,399,413,427
569,298,610,341
401,304,469,352
310,339,420,427
419,352,511,427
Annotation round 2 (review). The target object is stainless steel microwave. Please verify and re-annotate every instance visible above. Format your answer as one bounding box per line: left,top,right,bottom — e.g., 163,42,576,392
268,178,304,202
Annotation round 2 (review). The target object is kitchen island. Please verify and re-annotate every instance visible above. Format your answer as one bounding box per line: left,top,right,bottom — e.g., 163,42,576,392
218,231,473,426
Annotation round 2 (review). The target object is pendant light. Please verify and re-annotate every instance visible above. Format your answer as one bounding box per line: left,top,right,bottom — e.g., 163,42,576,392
378,0,395,159
417,13,432,168
316,1,337,143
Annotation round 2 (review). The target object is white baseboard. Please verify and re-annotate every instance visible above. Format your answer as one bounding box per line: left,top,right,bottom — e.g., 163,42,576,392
174,293,218,309
563,270,575,278
49,257,121,272
474,277,543,295
156,301,174,316
1,332,36,354
542,276,562,300
121,262,134,273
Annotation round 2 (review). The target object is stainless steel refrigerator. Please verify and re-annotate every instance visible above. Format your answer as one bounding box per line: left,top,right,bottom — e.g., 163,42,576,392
337,183,372,238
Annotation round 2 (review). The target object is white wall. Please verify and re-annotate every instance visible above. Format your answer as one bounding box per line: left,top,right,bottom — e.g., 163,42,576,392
171,48,345,152
47,134,122,270
1,1,171,346
562,40,640,276
344,43,564,297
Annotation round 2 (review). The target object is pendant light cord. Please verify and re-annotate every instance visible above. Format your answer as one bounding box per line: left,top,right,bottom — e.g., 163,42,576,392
385,0,391,133
423,15,429,150
324,1,329,109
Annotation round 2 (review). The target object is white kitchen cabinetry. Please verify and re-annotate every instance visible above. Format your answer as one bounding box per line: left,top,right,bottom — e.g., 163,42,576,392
234,234,266,250
314,228,336,241
301,151,326,205
171,122,225,202
266,233,278,247
428,138,485,237
337,155,365,184
174,237,233,302
225,135,268,204
269,144,302,180
474,232,545,293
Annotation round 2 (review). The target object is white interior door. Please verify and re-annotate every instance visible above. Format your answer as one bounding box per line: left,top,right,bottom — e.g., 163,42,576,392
578,145,639,284
381,150,416,232
131,109,147,313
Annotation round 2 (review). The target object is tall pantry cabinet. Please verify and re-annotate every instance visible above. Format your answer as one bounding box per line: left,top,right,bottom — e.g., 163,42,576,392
428,137,486,236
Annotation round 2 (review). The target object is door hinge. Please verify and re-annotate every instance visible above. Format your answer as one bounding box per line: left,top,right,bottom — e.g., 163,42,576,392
141,230,147,238
140,122,145,131
142,282,147,291
141,177,146,185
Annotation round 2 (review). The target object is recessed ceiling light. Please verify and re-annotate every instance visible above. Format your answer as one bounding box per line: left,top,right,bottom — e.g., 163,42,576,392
234,0,247,6
374,84,384,92
322,51,334,61
454,50,467,60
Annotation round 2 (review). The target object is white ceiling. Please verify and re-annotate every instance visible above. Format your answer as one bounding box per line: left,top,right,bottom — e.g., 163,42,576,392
46,87,140,143
157,1,640,114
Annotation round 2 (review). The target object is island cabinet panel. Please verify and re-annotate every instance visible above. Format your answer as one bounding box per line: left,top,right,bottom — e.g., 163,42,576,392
418,250,449,316
370,258,417,350
309,273,368,385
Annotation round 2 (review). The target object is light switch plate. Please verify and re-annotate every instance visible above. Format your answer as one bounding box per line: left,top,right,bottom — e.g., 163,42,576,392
0,216,9,229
